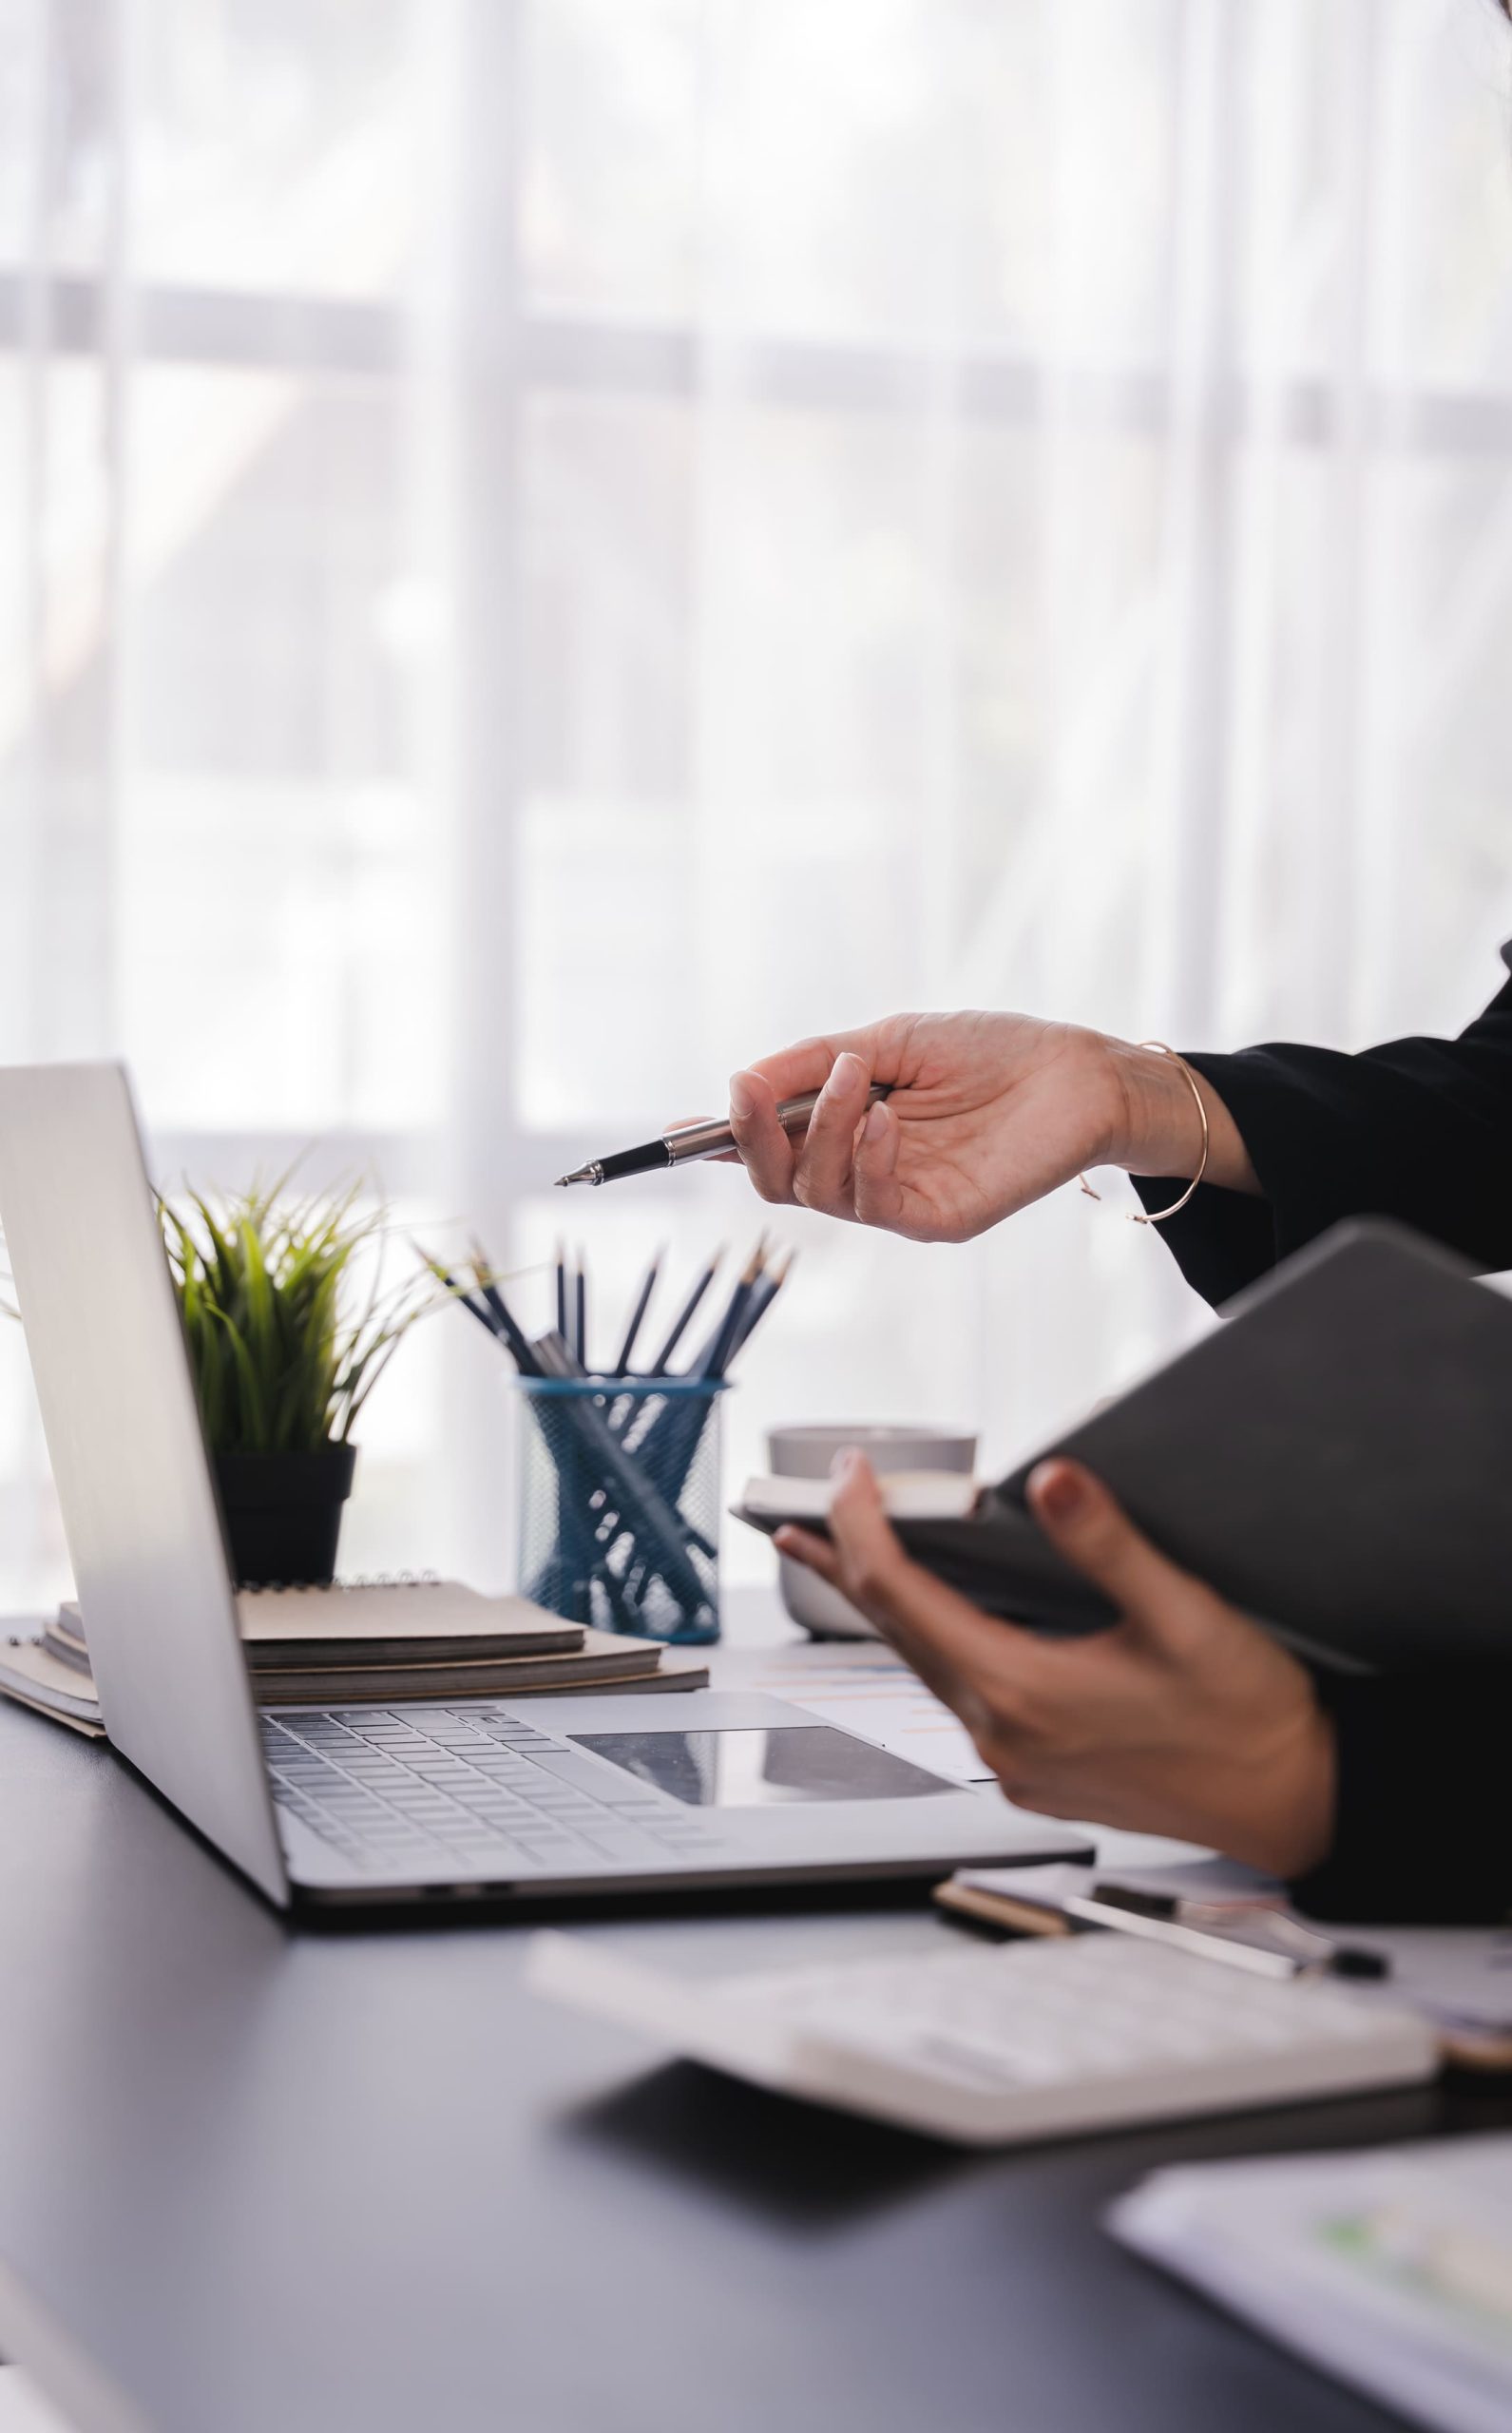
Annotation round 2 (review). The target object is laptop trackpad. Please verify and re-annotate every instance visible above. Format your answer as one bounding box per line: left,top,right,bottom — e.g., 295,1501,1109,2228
568,1725,955,1808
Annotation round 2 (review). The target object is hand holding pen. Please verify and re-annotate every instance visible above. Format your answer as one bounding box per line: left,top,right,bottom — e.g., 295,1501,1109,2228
723,1018,1103,1241
558,1082,890,1189
559,1011,1241,1246
551,1020,1014,1239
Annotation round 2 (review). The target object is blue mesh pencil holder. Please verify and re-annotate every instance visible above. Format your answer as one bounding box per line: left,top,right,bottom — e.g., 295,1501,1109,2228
513,1375,727,1645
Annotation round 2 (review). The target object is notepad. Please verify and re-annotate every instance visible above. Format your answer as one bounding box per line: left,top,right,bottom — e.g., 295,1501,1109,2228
246,1626,678,1704
57,1581,581,1671
7,1617,709,1734
0,1638,104,1733
1111,2137,1512,2432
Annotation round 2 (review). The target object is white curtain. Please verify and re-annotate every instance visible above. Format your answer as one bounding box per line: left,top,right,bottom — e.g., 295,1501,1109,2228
3,0,1512,1609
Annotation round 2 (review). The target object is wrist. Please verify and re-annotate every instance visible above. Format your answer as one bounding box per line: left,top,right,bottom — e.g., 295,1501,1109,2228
1230,1704,1337,1880
1101,1037,1259,1196
1101,1038,1204,1176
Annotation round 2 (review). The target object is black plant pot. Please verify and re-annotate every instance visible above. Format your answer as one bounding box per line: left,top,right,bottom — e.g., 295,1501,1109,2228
213,1445,357,1588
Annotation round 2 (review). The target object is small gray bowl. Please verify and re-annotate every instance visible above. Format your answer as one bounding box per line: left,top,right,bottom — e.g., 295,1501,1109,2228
766,1423,978,1639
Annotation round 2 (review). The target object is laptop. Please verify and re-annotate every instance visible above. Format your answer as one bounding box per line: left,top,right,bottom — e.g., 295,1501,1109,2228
0,1063,1078,1912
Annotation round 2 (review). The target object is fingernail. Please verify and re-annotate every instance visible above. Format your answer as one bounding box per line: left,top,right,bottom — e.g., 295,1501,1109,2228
863,1100,889,1143
833,1052,868,1093
1030,1460,1081,1519
830,1446,859,1479
729,1072,756,1121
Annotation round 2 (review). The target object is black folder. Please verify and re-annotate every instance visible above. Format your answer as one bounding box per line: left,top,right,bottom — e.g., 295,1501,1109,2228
737,1220,1512,1673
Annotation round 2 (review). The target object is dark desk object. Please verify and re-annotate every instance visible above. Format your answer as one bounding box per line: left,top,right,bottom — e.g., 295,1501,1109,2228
0,1703,1506,2433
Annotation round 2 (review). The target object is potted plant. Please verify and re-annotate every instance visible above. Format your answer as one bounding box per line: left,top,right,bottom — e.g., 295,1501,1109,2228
162,1179,436,1586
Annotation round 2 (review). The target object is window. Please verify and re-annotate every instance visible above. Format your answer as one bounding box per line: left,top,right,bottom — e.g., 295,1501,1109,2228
3,0,1512,1610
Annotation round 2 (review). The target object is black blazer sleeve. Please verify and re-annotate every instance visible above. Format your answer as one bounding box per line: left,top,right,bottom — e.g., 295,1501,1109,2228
1129,939,1512,1306
1289,1664,1512,1925
1125,941,1512,1923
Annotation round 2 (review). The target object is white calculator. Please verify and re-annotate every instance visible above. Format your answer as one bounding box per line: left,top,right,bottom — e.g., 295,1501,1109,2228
528,1925,1437,2147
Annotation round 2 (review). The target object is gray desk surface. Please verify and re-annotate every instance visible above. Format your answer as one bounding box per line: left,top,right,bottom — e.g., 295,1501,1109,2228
0,1600,1507,2433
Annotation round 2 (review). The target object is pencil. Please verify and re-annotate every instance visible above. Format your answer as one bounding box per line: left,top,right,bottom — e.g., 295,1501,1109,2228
420,1248,539,1376
694,1241,767,1381
528,1329,708,1615
531,1328,588,1381
468,1242,539,1372
648,1250,721,1374
614,1248,662,1377
731,1248,794,1358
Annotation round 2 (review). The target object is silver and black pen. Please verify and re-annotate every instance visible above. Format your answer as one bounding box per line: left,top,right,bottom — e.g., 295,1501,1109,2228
1072,1884,1390,1983
557,1085,891,1188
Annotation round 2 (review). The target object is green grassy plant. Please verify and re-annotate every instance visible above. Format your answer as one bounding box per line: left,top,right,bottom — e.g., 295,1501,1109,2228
162,1179,436,1458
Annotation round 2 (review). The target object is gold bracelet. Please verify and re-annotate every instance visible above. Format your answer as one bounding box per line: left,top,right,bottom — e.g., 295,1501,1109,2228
1078,1042,1210,1225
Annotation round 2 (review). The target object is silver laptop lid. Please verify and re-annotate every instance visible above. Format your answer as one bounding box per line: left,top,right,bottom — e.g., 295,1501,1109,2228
0,1063,288,1905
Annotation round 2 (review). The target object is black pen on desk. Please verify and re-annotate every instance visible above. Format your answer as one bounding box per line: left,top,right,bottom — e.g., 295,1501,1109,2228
614,1249,662,1377
1081,1885,1390,1982
574,1254,588,1370
555,1242,568,1342
648,1250,721,1374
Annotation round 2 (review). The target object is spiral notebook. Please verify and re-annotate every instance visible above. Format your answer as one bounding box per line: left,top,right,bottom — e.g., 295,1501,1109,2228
10,1579,709,1731
52,1579,583,1671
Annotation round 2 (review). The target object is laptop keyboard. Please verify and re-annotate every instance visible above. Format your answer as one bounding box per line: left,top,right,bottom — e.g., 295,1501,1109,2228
260,1706,721,1878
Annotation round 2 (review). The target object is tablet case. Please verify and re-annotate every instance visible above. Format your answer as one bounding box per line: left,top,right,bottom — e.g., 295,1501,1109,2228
740,1221,1512,1672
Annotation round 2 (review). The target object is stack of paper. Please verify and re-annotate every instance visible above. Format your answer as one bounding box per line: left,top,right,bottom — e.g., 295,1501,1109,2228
0,1582,707,1739
0,1638,105,1737
1110,2135,1512,2433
